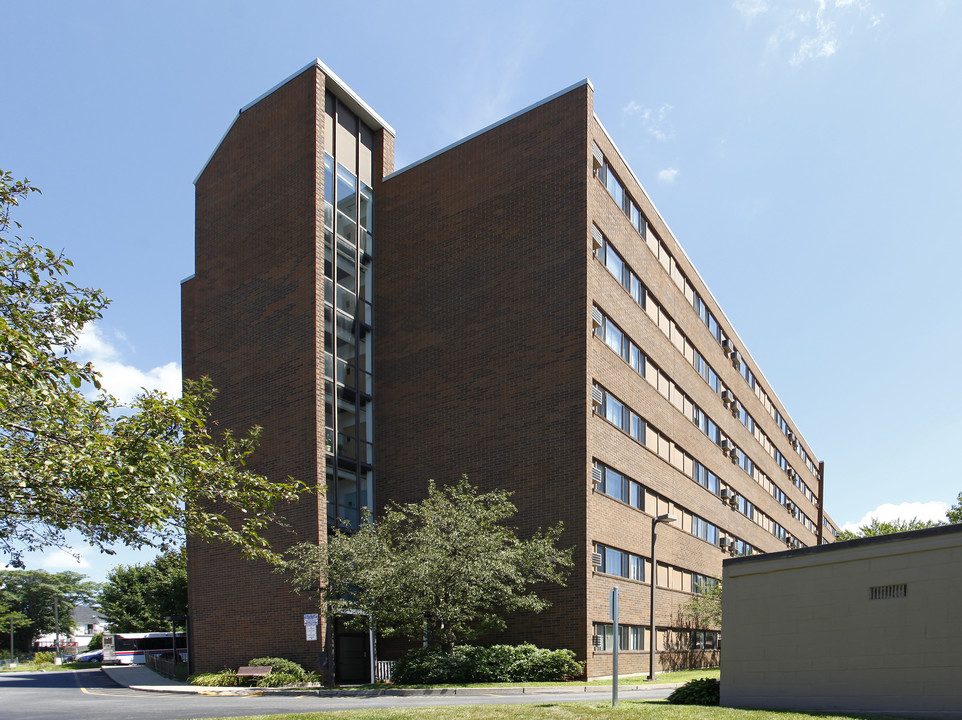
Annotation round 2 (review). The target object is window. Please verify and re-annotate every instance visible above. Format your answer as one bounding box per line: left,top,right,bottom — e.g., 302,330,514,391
604,392,625,430
594,623,646,651
594,461,645,511
691,630,721,650
692,574,718,595
595,543,645,582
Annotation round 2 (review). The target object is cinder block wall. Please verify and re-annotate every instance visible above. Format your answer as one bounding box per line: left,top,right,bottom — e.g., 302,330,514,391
722,526,962,718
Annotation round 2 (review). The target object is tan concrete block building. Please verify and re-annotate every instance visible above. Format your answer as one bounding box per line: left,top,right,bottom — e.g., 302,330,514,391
184,59,837,680
721,524,962,719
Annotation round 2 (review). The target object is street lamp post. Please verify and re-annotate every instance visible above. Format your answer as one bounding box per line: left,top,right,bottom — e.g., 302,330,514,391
648,513,677,681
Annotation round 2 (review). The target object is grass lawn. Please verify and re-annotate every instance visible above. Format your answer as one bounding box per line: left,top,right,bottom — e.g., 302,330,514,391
196,699,912,720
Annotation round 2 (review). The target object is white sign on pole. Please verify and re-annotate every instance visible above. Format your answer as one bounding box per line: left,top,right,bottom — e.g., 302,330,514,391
305,624,317,641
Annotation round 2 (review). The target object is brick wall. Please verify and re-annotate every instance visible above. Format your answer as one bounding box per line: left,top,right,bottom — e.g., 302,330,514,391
375,84,593,659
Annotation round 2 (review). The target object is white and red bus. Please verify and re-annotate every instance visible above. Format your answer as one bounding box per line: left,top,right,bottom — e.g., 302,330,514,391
102,632,187,664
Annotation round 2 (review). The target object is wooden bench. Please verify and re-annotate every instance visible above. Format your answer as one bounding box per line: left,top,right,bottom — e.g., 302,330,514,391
235,665,272,684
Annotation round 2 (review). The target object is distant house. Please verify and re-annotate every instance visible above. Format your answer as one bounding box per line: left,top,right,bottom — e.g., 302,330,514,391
721,524,962,719
35,605,105,653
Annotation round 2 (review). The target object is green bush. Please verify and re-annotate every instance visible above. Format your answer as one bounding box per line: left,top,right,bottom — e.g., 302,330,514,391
257,672,299,687
391,644,584,684
33,651,55,664
667,677,720,705
246,656,309,681
188,670,239,687
87,632,103,651
392,645,473,684
514,646,582,681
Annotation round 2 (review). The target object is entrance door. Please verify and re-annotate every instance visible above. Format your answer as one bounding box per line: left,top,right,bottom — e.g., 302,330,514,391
336,632,369,684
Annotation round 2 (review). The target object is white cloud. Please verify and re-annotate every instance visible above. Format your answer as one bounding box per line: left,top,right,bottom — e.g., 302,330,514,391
41,548,91,570
734,0,770,20
658,168,680,184
841,501,949,533
623,102,674,141
742,0,882,67
75,324,181,403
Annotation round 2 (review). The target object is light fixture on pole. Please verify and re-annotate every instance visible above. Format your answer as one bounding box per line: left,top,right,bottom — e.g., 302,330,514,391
648,513,677,682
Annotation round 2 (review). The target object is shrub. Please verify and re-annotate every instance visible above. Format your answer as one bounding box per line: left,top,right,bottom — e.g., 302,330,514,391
246,656,308,681
33,651,55,664
87,632,103,651
667,677,720,705
514,647,582,681
257,672,299,687
188,670,239,687
391,644,584,684
392,645,474,684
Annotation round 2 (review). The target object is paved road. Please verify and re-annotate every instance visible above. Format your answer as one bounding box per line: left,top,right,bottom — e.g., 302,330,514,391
0,669,674,720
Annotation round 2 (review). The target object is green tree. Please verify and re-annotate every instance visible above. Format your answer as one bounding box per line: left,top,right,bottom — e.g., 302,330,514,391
99,547,187,631
836,517,941,542
0,171,308,567
947,493,962,525
0,569,98,652
678,580,722,630
284,476,572,652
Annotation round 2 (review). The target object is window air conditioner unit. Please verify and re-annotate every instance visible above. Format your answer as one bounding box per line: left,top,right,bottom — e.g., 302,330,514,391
721,339,734,356
730,401,741,417
731,352,741,370
591,552,603,568
721,390,734,406
591,385,603,408
720,488,733,500
591,465,603,486
720,439,733,452
592,305,603,329
718,536,731,549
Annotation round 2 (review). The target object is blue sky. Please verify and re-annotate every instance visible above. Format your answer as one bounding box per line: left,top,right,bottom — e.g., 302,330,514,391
5,0,960,581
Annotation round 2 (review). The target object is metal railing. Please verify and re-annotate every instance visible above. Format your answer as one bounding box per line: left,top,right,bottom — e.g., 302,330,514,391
375,660,394,683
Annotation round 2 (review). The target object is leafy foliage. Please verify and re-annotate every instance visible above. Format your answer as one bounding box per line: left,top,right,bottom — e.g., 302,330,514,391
0,171,308,566
391,644,583,684
246,656,310,680
99,547,187,631
948,493,962,525
86,632,103,651
677,580,721,630
32,650,55,664
667,677,721,705
255,672,300,687
835,517,942,542
0,569,98,652
245,657,315,687
284,476,572,650
188,670,239,687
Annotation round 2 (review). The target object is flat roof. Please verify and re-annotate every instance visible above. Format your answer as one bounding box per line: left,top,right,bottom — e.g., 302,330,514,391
724,523,962,567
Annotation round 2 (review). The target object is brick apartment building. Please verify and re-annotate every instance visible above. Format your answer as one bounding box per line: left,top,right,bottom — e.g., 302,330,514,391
183,59,838,680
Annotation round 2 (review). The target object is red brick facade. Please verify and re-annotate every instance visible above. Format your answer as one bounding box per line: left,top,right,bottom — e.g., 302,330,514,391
185,63,833,678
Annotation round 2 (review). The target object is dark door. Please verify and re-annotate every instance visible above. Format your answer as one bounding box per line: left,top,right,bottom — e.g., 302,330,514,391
336,633,369,684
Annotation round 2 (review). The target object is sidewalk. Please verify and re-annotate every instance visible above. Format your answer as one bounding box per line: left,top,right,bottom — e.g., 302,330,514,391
100,664,683,696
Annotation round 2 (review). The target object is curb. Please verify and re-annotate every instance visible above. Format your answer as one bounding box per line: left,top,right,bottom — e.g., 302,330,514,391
117,679,685,696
